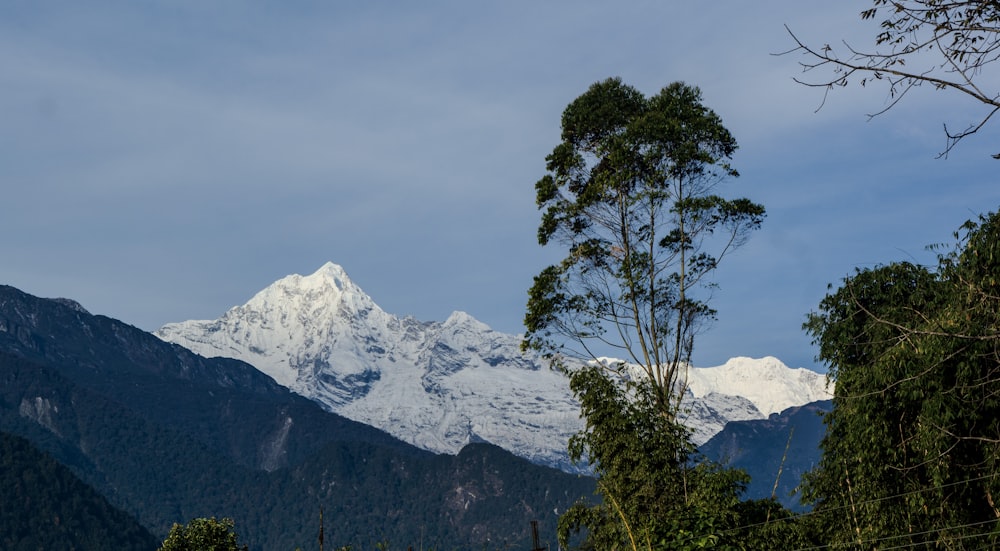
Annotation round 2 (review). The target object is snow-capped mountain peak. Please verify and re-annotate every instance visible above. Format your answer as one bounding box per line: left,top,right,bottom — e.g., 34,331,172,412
313,260,350,284
157,263,395,390
253,261,381,320
686,356,832,416
156,262,830,471
443,310,487,329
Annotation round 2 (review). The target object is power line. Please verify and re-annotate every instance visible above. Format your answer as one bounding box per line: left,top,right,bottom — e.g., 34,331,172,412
663,470,1000,551
790,518,1000,551
717,470,1000,539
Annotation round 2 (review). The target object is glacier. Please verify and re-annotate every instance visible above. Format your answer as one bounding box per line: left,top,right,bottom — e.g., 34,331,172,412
156,262,832,472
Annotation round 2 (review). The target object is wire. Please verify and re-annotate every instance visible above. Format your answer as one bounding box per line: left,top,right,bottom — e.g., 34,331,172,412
663,469,1000,551
789,518,1000,551
717,470,1000,538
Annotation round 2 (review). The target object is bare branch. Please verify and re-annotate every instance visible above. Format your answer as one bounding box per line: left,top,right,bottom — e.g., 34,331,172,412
782,3,1000,157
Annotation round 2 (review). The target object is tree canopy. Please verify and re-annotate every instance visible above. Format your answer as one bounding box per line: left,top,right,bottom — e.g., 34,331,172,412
158,517,248,551
802,211,1000,548
787,0,1000,157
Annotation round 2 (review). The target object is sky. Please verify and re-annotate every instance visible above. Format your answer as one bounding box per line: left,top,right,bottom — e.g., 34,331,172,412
1,2,996,372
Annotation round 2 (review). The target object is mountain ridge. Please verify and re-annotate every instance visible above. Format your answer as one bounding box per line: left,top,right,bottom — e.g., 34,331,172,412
157,262,832,471
700,400,832,510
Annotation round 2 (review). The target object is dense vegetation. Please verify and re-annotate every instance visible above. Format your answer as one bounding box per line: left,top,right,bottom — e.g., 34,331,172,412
539,210,1000,550
158,517,248,551
802,212,1000,549
0,430,158,551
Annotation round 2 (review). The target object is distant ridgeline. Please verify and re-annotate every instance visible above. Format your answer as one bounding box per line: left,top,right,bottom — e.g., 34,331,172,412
0,285,594,550
700,400,832,511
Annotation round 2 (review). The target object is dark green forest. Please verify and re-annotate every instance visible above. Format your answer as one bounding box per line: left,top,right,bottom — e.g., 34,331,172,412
0,431,158,551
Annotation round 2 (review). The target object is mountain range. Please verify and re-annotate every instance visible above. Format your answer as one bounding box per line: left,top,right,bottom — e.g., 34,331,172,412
1,263,835,547
156,262,833,472
0,284,593,549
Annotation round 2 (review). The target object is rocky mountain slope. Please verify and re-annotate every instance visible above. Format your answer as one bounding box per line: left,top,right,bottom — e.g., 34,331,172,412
157,262,832,471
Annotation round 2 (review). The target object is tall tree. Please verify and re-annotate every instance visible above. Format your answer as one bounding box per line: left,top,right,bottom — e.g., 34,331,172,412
524,78,766,549
802,211,1000,549
524,77,765,418
786,1,1000,157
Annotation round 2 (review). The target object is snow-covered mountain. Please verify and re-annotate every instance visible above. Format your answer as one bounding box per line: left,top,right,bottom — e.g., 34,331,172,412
155,262,831,471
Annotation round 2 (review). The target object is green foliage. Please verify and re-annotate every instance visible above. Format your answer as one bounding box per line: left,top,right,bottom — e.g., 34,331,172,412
159,517,248,551
557,366,815,550
729,499,816,550
558,366,705,549
524,77,764,416
802,211,1000,548
559,366,811,550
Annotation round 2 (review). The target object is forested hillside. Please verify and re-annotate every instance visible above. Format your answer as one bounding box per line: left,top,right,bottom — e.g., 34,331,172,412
0,430,158,551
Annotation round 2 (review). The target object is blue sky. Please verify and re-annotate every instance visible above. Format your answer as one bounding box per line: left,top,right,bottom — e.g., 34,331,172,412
1,2,996,371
